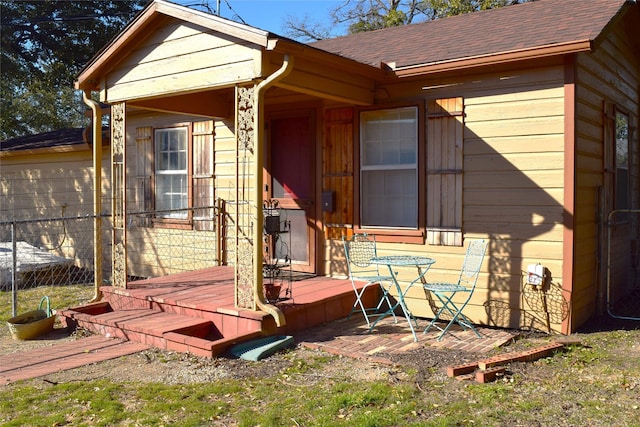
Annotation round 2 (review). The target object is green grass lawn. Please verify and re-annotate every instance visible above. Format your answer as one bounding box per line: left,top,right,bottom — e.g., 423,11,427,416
1,327,639,426
2,287,639,426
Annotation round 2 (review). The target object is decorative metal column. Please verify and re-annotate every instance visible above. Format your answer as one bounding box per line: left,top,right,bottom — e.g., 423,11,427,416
111,102,127,288
235,85,256,309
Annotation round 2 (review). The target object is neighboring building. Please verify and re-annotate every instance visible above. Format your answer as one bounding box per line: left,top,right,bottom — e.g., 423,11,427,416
1,128,110,220
73,0,639,333
0,128,111,285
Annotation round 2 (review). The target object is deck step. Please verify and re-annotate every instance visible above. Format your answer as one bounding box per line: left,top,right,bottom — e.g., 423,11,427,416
61,306,263,358
73,308,215,337
57,267,373,358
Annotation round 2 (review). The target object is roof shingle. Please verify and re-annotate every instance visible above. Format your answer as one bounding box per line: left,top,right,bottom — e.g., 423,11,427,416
310,0,626,69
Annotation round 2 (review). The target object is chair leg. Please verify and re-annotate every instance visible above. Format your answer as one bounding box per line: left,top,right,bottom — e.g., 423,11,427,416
423,292,456,334
348,282,398,327
423,305,451,336
348,286,373,327
378,285,398,323
423,292,480,341
434,305,480,341
450,311,481,339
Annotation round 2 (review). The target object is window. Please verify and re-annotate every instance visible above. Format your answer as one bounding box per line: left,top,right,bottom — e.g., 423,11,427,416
615,111,630,210
155,127,189,219
360,107,418,228
136,121,214,229
356,99,463,245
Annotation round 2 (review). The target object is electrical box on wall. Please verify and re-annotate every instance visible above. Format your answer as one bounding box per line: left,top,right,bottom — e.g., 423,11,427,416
322,191,335,213
527,263,546,289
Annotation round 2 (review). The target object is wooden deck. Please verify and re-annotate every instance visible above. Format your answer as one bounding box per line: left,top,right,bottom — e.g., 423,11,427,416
59,266,375,358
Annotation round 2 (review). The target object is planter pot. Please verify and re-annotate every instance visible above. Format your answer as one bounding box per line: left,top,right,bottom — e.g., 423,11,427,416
6,296,56,340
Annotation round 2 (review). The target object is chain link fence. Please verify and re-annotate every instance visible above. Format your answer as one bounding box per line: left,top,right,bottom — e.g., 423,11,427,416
1,215,105,318
124,205,225,280
1,203,228,319
1,164,107,320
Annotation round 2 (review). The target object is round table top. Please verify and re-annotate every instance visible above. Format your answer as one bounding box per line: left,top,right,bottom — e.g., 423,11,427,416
370,255,435,266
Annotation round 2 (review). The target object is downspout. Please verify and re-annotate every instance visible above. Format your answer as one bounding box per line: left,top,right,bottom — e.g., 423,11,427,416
82,90,103,303
253,54,293,326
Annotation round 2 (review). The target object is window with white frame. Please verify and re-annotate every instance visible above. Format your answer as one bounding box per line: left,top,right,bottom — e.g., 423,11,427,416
155,127,188,219
360,107,418,228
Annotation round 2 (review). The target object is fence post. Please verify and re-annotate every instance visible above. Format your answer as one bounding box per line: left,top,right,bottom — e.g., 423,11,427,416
11,221,17,317
216,197,223,266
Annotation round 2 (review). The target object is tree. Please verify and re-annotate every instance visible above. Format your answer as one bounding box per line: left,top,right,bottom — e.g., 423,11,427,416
284,0,533,42
336,0,427,34
0,1,146,140
424,0,532,19
285,0,426,41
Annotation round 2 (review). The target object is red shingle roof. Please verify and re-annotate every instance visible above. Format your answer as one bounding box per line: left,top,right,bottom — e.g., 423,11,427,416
310,0,627,69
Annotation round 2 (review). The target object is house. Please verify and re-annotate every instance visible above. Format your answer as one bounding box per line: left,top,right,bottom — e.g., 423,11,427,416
1,128,110,220
73,0,639,335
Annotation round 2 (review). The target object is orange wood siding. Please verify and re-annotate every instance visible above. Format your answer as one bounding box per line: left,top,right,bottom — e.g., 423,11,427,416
324,65,570,332
321,107,354,277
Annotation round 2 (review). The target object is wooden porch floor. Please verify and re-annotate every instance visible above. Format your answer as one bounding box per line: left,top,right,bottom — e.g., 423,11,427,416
110,266,360,325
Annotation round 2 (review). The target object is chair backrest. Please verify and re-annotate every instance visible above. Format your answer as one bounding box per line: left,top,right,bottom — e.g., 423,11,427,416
342,233,377,269
458,239,488,289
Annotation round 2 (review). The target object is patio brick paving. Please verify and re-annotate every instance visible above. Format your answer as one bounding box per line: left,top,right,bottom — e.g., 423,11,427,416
296,316,517,364
1,335,149,385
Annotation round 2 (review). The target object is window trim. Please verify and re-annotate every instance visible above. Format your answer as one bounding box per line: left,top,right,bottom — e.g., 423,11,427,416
152,123,193,229
354,103,425,244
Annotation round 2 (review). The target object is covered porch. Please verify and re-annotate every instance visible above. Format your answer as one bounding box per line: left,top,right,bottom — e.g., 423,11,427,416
74,0,384,335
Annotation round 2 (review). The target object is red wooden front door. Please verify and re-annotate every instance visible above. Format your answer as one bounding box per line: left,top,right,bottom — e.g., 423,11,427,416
266,113,316,273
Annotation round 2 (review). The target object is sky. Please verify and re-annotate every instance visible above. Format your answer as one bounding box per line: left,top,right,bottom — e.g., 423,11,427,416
177,0,346,39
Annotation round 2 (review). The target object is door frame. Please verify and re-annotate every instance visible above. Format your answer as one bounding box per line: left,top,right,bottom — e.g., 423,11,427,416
264,108,319,274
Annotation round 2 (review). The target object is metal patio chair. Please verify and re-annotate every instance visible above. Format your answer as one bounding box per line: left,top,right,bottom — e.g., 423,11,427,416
423,239,488,340
342,233,397,327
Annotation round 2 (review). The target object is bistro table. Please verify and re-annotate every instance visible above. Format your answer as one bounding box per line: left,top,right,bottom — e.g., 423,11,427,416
369,255,436,342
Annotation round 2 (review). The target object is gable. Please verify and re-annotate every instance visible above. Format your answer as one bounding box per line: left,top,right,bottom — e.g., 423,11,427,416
76,0,271,101
104,18,263,102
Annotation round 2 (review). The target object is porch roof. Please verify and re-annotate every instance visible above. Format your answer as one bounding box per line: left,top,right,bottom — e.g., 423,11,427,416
75,0,384,107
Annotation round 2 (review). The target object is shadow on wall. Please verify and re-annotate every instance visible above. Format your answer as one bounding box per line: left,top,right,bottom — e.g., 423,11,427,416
456,77,574,333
